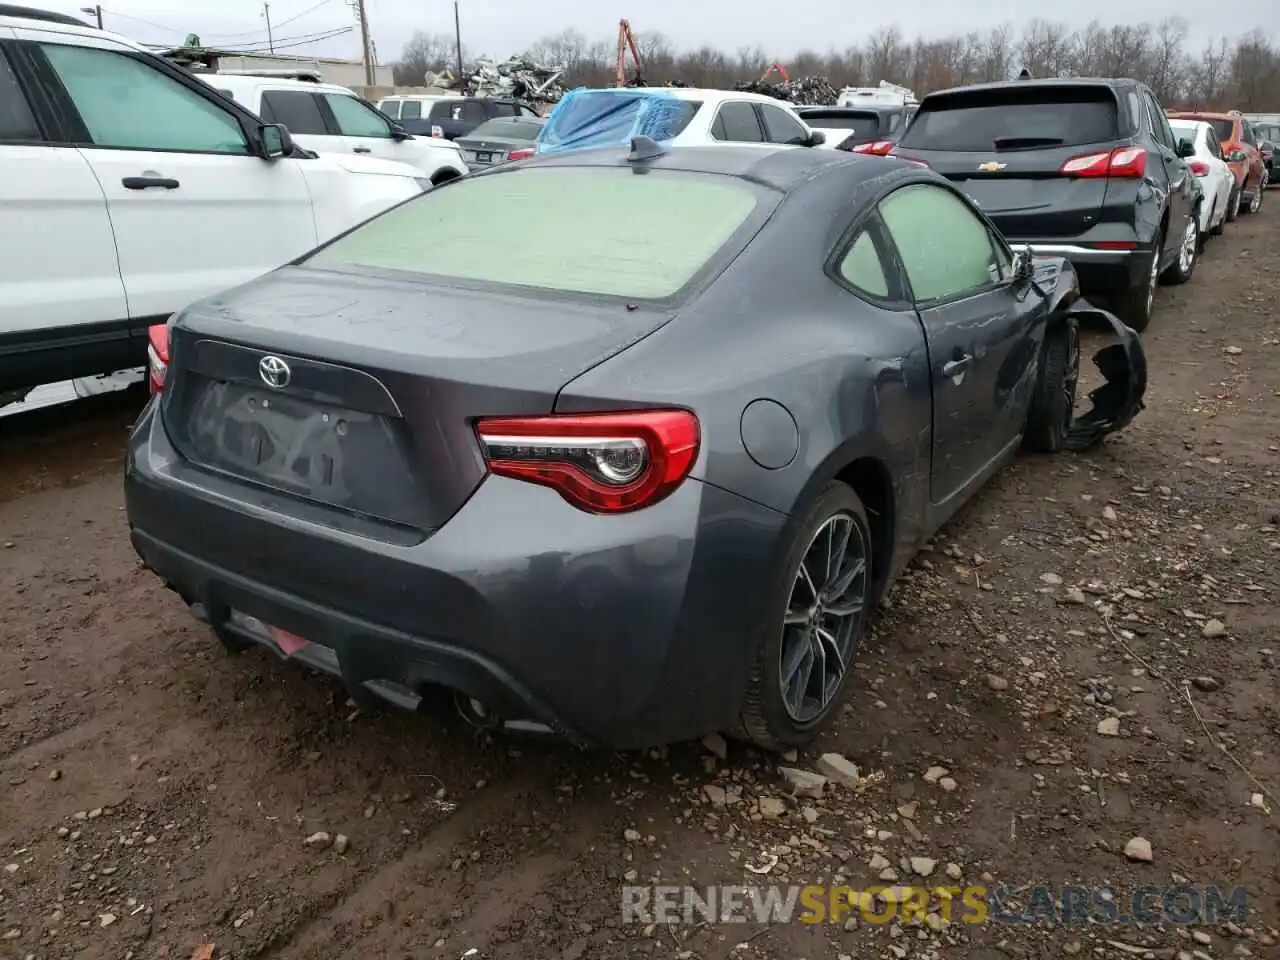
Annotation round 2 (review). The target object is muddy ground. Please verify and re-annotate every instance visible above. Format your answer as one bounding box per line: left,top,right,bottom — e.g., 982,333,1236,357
1,206,1278,960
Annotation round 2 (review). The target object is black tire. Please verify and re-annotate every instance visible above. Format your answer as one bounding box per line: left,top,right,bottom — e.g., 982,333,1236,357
430,169,462,187
1242,179,1264,215
1161,212,1198,286
1023,316,1080,453
1115,236,1161,333
734,482,874,751
1225,185,1241,222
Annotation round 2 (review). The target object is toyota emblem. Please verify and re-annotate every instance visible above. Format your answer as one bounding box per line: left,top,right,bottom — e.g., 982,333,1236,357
258,355,291,389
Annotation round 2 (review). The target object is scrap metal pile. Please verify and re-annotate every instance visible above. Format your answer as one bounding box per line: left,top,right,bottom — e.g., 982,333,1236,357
735,75,839,105
426,55,567,104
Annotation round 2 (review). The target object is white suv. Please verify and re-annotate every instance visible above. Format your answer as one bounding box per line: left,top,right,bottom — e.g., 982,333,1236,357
0,7,430,402
210,75,468,184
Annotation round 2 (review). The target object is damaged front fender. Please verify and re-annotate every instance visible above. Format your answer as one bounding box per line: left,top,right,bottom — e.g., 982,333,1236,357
1028,254,1148,450
1060,299,1147,450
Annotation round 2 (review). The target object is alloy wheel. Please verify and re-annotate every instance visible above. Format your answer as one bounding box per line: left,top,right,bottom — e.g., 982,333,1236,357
778,513,870,723
1178,217,1197,273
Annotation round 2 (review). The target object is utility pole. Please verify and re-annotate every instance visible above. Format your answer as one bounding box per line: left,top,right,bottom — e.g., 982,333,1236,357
262,2,274,53
79,5,103,29
355,0,374,86
453,1,463,85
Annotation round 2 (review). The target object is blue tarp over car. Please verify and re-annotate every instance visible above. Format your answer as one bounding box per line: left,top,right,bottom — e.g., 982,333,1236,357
536,88,700,155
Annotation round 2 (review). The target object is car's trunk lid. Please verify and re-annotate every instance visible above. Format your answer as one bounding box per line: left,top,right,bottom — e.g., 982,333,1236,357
897,84,1126,239
160,266,671,535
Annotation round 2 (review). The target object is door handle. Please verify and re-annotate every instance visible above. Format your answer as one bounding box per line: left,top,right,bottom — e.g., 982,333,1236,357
122,176,180,190
352,146,372,154
942,354,972,377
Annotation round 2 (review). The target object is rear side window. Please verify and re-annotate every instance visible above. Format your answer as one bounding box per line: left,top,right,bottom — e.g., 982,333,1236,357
307,168,763,300
260,90,327,135
902,87,1120,151
399,100,421,119
0,50,40,141
377,99,400,118
713,102,763,142
428,100,457,120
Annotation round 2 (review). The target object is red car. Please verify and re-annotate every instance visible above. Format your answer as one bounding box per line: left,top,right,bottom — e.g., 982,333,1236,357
1167,110,1267,217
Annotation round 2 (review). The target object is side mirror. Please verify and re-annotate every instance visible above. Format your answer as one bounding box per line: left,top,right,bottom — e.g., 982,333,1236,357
1175,138,1196,159
258,123,292,160
1011,245,1035,285
805,130,826,148
391,123,412,141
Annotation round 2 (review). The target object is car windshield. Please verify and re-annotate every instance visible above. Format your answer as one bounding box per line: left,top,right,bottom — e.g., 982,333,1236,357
1253,122,1279,142
1204,118,1235,141
901,87,1120,151
800,110,881,137
469,118,542,140
305,167,763,300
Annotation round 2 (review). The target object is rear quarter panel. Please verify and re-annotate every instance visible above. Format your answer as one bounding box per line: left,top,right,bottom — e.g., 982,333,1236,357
556,163,935,560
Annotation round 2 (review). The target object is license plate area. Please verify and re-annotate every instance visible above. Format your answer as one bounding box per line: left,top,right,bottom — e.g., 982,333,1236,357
172,377,429,527
472,151,492,163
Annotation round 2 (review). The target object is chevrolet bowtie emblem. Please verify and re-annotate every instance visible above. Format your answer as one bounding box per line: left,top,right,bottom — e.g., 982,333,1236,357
978,161,1006,172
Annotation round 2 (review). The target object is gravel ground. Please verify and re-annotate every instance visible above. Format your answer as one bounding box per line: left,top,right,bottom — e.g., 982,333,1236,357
1,205,1278,960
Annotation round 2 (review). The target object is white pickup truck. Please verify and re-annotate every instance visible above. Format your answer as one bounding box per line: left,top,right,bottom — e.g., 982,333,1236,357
0,7,430,407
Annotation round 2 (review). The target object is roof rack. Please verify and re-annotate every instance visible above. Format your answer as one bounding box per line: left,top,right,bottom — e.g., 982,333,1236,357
0,4,90,26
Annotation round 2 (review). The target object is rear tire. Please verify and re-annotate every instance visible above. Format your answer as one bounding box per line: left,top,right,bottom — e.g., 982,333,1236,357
1115,235,1161,333
214,624,254,654
734,482,874,751
1161,213,1198,286
1226,185,1241,222
1023,317,1080,453
1244,180,1264,215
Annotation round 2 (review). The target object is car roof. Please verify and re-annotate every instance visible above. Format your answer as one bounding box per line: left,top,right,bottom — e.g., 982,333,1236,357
1168,110,1235,121
0,6,142,48
502,143,887,192
212,73,353,96
924,76,1133,100
572,87,800,109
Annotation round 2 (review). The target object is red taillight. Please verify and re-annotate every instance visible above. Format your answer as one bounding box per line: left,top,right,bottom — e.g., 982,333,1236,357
146,323,169,396
851,140,895,156
1188,160,1210,177
475,410,700,514
1059,146,1147,179
507,147,535,161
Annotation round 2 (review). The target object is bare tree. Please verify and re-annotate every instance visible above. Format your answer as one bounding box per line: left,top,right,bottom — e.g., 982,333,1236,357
394,18,1280,110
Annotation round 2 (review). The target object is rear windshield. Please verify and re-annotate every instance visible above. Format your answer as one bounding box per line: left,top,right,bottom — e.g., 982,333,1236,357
901,87,1120,151
1256,123,1280,142
306,167,763,300
800,110,881,137
469,118,541,140
538,91,702,154
1207,119,1235,141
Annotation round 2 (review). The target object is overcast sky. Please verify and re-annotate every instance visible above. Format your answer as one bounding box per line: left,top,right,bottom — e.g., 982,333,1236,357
54,0,1268,65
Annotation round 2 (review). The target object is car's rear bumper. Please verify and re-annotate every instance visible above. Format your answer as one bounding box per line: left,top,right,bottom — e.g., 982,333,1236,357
1016,242,1153,297
124,401,788,749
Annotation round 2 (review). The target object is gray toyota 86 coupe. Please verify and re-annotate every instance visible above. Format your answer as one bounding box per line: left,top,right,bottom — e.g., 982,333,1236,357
125,140,1147,751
